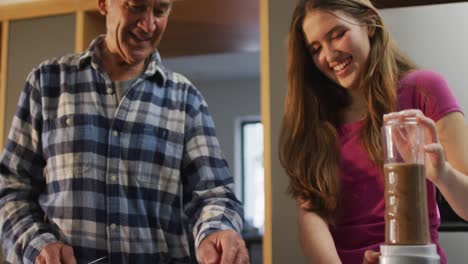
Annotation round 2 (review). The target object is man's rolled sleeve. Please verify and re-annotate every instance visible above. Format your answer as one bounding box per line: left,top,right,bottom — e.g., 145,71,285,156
23,233,58,264
194,204,243,249
181,86,244,250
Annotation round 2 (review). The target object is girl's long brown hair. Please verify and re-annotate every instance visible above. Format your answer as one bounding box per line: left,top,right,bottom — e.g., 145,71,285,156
279,0,417,222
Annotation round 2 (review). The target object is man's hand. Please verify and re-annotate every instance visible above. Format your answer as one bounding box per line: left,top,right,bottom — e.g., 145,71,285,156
362,250,380,264
197,229,249,264
35,242,76,264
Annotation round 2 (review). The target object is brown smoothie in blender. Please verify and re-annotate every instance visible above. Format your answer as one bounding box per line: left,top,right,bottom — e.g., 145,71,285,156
384,163,430,245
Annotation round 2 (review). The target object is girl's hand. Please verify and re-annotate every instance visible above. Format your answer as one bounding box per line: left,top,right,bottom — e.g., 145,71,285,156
384,109,448,184
362,250,380,264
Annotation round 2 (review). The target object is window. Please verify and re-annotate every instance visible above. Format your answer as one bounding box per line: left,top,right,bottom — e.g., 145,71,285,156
235,116,264,235
235,116,263,263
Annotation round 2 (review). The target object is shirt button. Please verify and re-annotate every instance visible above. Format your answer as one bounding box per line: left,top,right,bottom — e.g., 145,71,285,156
110,175,117,182
112,130,119,137
107,88,113,94
65,118,72,126
110,223,117,230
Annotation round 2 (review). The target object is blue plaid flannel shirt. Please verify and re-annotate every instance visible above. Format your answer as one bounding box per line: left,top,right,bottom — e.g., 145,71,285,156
0,36,243,264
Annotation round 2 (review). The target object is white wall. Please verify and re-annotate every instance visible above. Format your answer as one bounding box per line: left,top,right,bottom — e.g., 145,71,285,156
381,3,468,263
381,3,468,116
194,78,261,198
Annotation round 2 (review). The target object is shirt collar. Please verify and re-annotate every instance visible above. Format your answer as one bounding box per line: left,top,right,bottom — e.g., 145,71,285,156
77,35,167,86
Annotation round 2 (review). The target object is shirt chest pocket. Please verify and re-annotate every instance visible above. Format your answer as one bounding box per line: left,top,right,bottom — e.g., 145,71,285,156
125,125,184,190
42,115,104,183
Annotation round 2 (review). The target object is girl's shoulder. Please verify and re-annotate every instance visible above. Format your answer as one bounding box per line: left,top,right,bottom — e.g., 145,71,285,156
398,69,461,121
398,69,447,90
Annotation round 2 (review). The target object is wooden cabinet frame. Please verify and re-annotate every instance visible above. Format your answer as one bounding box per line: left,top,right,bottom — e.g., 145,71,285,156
0,21,8,149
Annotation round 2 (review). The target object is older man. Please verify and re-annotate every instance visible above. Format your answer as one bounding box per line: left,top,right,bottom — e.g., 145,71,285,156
0,0,248,263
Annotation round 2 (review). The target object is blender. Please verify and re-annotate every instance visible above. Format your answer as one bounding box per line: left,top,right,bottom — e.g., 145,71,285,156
380,117,440,264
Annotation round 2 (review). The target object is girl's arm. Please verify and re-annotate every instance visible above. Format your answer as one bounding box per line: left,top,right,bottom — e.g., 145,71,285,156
296,204,342,264
433,112,468,220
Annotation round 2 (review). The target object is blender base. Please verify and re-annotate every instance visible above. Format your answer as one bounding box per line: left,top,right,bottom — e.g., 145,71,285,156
379,244,440,264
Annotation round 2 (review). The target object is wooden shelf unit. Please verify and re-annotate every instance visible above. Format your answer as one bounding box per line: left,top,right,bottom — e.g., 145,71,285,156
75,10,106,53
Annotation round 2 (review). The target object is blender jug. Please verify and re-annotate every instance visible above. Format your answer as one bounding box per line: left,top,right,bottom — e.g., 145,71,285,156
380,117,440,264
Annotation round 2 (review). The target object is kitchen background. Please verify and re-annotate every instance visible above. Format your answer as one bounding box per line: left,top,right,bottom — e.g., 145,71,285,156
0,0,467,263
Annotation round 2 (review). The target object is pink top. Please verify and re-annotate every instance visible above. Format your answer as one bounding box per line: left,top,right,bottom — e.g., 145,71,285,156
330,70,462,264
